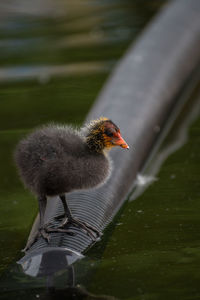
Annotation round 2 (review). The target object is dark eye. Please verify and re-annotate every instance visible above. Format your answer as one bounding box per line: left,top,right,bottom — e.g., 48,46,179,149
105,129,114,137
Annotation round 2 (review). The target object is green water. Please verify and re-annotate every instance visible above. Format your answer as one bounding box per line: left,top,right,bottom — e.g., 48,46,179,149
85,87,200,300
0,0,165,275
4,1,200,299
1,82,200,300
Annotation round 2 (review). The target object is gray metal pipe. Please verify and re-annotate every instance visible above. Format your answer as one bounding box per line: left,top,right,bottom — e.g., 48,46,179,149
18,0,200,277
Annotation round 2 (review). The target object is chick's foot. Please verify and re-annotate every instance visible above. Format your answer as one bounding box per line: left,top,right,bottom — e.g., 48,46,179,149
55,214,102,241
22,225,74,252
22,227,50,252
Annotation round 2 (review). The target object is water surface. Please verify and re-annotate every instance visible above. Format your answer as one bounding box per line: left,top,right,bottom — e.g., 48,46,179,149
2,1,192,299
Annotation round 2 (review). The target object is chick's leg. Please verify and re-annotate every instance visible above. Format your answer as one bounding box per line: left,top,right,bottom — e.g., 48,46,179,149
38,195,50,242
57,195,102,240
39,196,74,237
23,195,48,252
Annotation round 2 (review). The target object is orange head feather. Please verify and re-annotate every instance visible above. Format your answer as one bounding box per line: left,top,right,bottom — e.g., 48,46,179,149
85,117,129,152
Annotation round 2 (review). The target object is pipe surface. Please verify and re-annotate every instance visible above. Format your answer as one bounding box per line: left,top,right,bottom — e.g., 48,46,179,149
18,0,200,277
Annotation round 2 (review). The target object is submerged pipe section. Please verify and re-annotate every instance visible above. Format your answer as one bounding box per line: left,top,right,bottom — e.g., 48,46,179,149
18,0,200,277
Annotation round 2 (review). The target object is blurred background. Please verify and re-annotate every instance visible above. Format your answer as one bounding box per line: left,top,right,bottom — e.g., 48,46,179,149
1,1,200,299
0,0,165,271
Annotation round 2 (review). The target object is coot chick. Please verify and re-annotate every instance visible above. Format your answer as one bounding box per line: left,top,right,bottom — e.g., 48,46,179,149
15,117,129,249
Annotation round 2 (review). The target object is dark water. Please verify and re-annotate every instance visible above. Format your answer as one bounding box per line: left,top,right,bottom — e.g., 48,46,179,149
6,1,200,299
85,84,200,300
0,0,165,274
1,82,200,300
